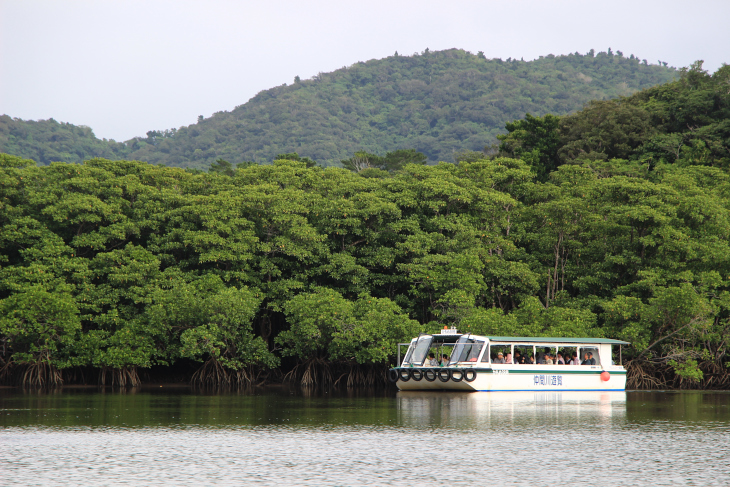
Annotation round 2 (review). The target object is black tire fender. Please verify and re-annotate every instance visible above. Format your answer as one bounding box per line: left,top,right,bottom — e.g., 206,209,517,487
451,369,464,382
387,368,399,383
464,369,477,382
424,369,437,382
411,369,423,381
398,368,411,382
437,369,451,382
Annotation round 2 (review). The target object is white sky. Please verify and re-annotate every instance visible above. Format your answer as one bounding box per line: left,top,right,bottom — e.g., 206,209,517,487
1,0,728,142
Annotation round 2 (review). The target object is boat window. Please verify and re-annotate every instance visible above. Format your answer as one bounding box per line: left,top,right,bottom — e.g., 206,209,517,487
489,344,510,364
578,346,600,366
560,347,578,365
401,341,416,365
449,335,478,365
460,340,484,362
512,344,534,364
409,335,434,366
452,339,483,363
535,346,557,365
480,344,492,363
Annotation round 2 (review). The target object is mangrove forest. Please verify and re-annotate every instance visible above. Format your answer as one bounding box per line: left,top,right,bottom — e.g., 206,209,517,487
1,61,729,390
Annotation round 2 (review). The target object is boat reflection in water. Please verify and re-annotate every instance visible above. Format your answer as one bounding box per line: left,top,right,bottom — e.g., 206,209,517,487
396,390,626,429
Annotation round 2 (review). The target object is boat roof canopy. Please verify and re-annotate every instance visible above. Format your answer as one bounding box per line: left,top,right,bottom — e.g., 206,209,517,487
485,336,629,345
425,334,629,345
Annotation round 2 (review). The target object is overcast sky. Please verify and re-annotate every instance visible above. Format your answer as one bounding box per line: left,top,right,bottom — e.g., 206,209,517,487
1,0,728,142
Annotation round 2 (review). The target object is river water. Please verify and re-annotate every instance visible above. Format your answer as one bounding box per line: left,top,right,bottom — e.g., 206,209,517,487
1,388,729,486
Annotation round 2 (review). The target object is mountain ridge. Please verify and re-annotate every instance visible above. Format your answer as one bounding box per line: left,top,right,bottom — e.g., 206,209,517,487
1,48,677,168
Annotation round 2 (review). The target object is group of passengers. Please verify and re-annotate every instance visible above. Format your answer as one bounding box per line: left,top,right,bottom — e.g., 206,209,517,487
492,349,597,366
423,353,448,367
423,350,597,366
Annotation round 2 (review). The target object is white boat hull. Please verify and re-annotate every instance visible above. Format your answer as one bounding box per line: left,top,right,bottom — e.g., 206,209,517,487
394,365,627,392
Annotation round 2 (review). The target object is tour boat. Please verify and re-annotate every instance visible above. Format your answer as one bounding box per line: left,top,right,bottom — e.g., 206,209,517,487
388,329,628,392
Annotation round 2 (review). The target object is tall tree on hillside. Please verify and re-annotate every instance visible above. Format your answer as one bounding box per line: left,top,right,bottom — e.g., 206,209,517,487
341,149,427,173
341,151,383,172
209,158,235,176
381,149,428,171
497,114,561,181
275,152,318,168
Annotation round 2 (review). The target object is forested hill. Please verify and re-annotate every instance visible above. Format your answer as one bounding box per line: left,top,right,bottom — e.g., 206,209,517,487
495,60,730,179
1,49,676,168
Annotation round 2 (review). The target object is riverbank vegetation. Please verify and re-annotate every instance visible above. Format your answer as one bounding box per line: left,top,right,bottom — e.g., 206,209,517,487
1,62,728,390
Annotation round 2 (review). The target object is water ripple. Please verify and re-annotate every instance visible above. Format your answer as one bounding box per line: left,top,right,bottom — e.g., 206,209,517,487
2,390,730,486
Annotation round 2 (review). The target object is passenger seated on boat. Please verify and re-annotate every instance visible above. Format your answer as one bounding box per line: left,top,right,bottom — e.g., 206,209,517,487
440,354,450,367
493,352,506,364
505,353,513,364
538,351,553,364
570,353,580,365
581,352,596,365
556,353,565,365
536,347,551,364
513,351,524,364
424,353,438,367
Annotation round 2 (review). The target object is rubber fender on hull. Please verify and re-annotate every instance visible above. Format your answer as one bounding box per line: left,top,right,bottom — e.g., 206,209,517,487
464,369,477,382
387,368,399,383
423,369,437,382
398,368,411,382
411,369,423,381
451,369,464,382
437,369,451,382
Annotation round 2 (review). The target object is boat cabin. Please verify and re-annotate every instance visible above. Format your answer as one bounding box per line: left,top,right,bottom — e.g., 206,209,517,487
398,330,627,368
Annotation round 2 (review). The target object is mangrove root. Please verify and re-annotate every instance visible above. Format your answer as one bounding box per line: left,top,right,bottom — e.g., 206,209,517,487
334,364,388,388
284,357,333,388
190,357,252,388
99,366,141,388
1,352,64,388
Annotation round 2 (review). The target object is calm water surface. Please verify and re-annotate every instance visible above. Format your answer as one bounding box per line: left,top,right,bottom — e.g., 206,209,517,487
2,388,730,486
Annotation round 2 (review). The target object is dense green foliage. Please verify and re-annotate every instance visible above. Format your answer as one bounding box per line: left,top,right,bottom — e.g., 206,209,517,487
1,49,676,169
0,155,728,387
498,61,730,177
2,62,728,390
